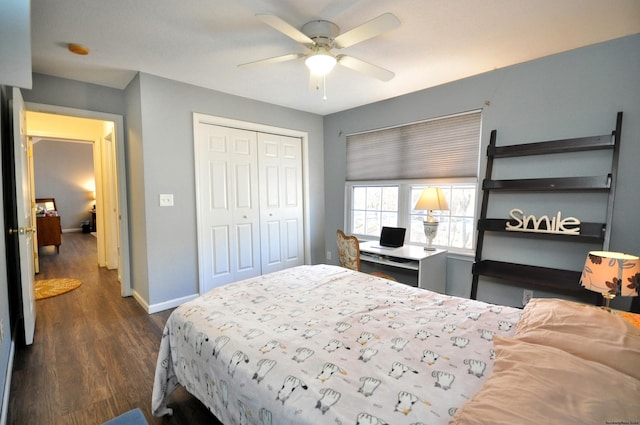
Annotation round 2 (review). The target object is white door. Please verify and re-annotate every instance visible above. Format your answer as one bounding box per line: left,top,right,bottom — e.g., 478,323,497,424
258,133,304,274
12,88,36,345
195,124,261,292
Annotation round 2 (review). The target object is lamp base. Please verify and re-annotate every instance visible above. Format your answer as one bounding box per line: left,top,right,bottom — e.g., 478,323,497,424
601,293,615,312
423,219,439,251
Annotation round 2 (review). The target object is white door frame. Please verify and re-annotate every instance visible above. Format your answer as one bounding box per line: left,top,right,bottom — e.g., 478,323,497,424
25,102,132,296
192,113,311,295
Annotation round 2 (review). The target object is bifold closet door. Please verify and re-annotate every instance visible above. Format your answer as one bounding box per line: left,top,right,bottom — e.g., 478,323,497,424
196,124,261,292
258,133,304,274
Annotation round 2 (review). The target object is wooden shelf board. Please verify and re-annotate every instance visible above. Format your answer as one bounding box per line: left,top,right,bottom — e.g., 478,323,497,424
472,260,585,293
488,135,614,158
478,219,605,243
483,175,611,191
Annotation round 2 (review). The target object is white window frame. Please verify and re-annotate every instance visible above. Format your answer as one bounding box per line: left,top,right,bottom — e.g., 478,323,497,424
345,178,477,254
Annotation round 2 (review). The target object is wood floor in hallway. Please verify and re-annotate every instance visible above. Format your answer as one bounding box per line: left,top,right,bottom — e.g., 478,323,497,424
7,232,222,424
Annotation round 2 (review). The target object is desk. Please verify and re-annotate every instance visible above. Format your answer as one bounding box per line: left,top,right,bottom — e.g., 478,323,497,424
359,241,447,292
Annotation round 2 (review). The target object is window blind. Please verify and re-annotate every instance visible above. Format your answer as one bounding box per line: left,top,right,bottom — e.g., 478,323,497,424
346,111,481,181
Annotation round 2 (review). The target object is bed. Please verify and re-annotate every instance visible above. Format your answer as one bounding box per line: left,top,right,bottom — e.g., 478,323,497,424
152,264,640,424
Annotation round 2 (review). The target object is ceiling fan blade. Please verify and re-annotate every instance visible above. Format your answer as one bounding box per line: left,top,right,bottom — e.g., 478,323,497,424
256,13,315,46
238,53,303,68
337,55,395,81
334,13,400,48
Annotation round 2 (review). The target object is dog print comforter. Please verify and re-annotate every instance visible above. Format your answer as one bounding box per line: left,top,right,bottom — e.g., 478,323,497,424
152,264,522,424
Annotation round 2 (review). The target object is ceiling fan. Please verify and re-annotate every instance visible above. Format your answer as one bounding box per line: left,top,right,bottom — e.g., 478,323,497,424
239,12,401,82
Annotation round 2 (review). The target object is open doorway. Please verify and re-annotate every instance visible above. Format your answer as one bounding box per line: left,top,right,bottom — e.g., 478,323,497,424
24,105,131,296
32,137,96,254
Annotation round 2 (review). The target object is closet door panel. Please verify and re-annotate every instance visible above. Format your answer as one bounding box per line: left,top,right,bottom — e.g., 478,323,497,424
265,220,282,265
265,165,281,208
209,161,228,210
196,123,259,292
211,225,231,278
285,218,301,261
259,133,304,274
236,222,257,274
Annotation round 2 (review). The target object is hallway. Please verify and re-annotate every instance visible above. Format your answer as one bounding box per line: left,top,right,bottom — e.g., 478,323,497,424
8,232,219,424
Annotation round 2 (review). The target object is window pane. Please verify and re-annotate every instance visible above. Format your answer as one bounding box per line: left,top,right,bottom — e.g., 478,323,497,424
352,210,365,234
450,186,475,216
365,211,381,236
449,216,474,249
381,212,398,228
366,187,381,210
353,187,366,210
381,187,398,211
411,218,425,243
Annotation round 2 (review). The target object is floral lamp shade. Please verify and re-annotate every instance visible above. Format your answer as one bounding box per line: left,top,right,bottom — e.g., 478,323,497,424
580,251,640,308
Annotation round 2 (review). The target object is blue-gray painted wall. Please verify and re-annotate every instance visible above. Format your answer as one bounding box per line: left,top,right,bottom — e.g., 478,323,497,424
2,34,639,414
323,35,640,309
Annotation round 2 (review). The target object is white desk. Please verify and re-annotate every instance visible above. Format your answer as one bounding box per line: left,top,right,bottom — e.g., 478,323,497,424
359,241,447,292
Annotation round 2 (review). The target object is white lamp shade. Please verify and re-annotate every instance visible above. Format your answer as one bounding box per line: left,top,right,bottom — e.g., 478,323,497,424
580,251,640,297
414,187,449,211
305,51,337,76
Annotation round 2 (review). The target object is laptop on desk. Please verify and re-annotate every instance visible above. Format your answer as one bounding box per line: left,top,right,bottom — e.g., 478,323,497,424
371,226,406,249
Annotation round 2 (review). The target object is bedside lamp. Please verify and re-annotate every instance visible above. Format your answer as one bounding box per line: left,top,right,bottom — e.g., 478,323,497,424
580,251,640,310
413,187,449,251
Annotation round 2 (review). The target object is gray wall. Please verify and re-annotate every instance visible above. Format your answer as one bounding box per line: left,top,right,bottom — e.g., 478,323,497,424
33,140,95,230
123,74,150,302
126,73,325,306
26,73,326,310
324,35,640,309
24,74,126,115
21,35,639,312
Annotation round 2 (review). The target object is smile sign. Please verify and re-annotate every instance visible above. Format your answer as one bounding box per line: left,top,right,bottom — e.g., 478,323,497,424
505,208,580,235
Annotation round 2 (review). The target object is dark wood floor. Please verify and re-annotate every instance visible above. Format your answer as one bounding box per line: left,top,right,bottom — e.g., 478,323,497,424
8,232,222,424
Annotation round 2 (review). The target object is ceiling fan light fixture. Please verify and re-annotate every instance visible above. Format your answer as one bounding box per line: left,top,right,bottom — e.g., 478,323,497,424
305,51,336,76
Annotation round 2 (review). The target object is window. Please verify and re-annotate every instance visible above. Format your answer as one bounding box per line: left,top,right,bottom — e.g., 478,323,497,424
409,184,476,250
345,111,481,252
351,185,399,237
347,181,476,251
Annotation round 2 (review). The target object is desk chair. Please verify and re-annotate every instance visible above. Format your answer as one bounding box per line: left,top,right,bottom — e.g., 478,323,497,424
336,230,396,281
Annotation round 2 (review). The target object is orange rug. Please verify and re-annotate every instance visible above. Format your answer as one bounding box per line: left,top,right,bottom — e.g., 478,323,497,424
34,278,83,300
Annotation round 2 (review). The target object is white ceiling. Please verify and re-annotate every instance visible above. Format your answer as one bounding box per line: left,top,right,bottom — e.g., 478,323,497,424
30,0,640,116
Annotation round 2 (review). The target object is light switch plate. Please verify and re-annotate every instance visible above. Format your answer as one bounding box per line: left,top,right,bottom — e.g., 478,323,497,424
159,194,174,207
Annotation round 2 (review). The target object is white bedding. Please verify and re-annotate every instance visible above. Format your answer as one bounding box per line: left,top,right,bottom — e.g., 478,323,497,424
152,264,522,424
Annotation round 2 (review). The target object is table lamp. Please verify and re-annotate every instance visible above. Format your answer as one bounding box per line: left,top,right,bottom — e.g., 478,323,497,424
580,251,640,310
413,187,449,251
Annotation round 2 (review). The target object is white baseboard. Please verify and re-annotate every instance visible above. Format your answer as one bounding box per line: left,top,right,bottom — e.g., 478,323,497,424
139,292,199,314
0,340,15,425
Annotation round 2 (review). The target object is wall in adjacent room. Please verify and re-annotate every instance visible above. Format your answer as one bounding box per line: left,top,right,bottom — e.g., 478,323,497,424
33,140,95,230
